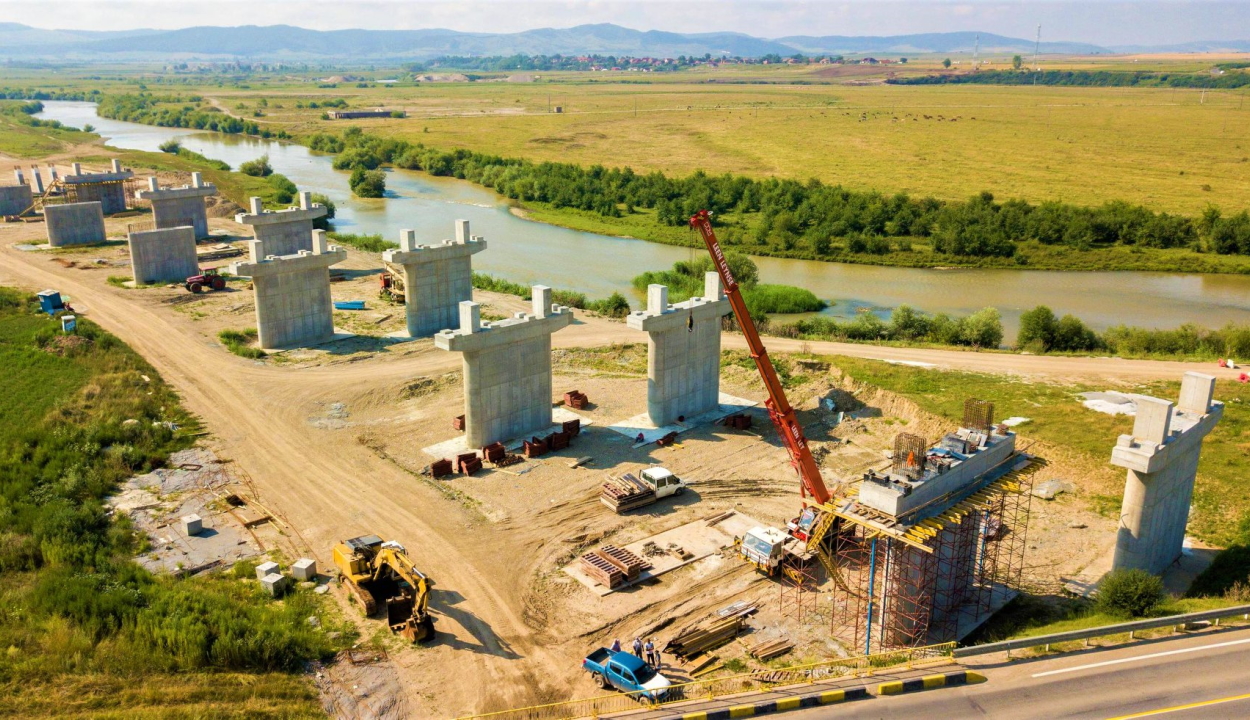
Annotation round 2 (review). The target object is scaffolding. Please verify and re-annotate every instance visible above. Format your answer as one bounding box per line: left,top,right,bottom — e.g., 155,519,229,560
829,456,1040,654
778,559,819,623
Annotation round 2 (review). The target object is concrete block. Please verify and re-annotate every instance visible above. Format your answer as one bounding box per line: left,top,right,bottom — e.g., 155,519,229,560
110,158,121,173
0,183,32,216
181,514,203,536
460,301,481,333
72,162,81,175
298,191,312,210
30,167,44,194
381,222,487,337
1132,397,1173,445
1178,372,1215,415
292,558,317,581
45,202,106,247
128,226,198,284
261,573,289,597
13,167,24,185
456,219,470,243
256,560,279,581
532,285,552,318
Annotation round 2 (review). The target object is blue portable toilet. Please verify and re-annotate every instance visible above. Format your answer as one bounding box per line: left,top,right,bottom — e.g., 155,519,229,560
37,290,63,315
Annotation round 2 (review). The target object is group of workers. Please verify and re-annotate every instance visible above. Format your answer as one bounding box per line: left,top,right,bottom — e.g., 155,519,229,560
609,636,662,668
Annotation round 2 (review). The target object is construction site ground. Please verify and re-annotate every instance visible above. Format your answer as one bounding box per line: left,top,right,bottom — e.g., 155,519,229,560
1,169,1242,718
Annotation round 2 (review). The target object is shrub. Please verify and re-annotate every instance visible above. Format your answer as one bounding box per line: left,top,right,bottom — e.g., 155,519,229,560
158,139,181,154
326,232,397,252
586,292,632,318
349,167,386,198
267,174,298,205
239,155,273,177
1096,568,1165,617
311,193,336,230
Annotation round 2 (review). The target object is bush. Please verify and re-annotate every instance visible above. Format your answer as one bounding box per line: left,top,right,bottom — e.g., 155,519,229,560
239,155,273,177
349,167,386,198
311,193,336,230
326,232,397,252
267,174,298,205
158,139,181,154
586,292,631,318
1096,569,1165,617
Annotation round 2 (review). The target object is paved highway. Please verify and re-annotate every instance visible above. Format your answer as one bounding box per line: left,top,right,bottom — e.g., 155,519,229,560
785,627,1250,719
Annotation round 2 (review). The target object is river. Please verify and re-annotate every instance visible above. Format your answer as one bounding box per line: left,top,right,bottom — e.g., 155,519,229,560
36,101,1250,339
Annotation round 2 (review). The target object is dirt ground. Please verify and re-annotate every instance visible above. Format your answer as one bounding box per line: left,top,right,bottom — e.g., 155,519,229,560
0,170,1238,717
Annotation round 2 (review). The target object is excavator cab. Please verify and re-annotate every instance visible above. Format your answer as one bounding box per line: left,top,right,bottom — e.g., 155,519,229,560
787,507,821,542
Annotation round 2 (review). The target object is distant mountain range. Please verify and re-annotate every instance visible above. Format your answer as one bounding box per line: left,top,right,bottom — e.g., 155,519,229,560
0,22,1246,62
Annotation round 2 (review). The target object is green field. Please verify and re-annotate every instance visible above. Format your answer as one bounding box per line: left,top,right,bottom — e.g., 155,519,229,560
0,288,342,716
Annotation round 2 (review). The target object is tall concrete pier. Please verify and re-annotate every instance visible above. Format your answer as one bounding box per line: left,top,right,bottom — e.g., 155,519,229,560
626,272,731,426
235,192,327,257
435,287,572,447
0,183,32,216
230,230,346,350
381,220,486,337
1111,372,1223,575
136,173,217,238
45,202,106,247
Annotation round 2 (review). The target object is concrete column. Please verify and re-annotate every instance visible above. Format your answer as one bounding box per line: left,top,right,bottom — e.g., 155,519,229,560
110,158,122,173
191,172,203,188
45,202,106,247
235,197,326,257
229,242,347,350
704,271,723,301
298,191,311,210
435,290,572,447
380,224,487,337
136,177,217,239
627,274,732,426
29,167,43,194
13,167,24,186
1110,377,1223,575
47,164,57,182
72,162,82,176
249,197,264,215
455,219,470,244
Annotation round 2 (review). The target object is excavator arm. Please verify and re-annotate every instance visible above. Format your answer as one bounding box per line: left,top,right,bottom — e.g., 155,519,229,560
690,210,832,506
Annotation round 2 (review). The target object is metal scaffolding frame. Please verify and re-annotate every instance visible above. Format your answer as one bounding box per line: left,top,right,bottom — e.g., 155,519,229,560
829,456,1040,654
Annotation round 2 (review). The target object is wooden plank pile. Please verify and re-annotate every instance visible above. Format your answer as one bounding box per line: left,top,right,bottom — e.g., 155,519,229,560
747,638,793,661
564,390,589,409
579,551,625,589
598,545,650,580
599,473,655,513
664,615,746,659
430,458,453,478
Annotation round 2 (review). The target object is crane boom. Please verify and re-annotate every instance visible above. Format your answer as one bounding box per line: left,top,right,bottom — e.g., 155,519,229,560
690,210,831,506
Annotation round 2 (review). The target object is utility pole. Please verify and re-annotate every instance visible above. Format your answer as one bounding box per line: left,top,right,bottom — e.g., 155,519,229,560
974,33,980,72
1034,25,1042,72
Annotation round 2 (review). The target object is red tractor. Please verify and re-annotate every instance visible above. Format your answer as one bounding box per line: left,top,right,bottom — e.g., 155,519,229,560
185,268,227,293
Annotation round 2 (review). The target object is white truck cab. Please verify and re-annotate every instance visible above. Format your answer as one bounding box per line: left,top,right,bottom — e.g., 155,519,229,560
640,467,686,498
739,526,797,575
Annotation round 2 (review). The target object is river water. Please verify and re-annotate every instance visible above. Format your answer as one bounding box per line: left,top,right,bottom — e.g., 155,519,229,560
36,101,1250,339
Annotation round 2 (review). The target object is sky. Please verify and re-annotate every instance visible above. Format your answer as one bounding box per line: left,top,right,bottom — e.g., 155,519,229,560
1,1,1245,46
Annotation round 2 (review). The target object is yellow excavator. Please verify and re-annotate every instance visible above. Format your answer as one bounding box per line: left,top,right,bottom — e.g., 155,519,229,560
332,535,436,643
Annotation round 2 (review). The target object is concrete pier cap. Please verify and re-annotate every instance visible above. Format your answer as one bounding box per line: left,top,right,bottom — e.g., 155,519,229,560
381,221,487,337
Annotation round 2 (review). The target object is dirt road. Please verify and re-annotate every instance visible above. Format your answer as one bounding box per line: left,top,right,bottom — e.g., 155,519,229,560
0,234,1236,716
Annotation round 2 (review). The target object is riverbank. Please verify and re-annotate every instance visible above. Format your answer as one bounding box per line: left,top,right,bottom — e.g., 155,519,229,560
513,200,1250,275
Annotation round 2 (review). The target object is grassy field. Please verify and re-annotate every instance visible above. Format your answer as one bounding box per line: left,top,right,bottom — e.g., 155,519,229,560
0,288,340,716
8,57,1250,216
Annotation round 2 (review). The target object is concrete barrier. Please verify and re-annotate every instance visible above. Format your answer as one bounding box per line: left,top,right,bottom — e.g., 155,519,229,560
877,670,985,696
659,686,869,720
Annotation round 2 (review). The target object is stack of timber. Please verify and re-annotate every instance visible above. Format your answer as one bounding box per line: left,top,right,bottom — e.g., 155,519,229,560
747,638,793,661
598,545,651,580
664,615,747,659
580,551,625,589
600,472,655,513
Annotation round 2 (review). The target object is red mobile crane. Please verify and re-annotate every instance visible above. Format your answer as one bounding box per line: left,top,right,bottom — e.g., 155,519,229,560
690,211,841,558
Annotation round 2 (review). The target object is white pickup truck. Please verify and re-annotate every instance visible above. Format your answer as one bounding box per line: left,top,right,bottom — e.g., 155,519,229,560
600,467,687,513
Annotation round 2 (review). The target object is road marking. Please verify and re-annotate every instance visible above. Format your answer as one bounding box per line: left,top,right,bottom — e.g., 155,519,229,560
1032,636,1250,678
1104,691,1250,719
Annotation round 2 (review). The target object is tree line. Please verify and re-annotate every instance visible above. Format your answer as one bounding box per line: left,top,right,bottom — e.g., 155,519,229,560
307,127,1250,259
889,68,1250,90
97,93,291,140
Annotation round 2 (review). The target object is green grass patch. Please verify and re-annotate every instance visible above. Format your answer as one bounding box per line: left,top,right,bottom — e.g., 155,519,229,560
327,231,398,252
218,328,265,359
